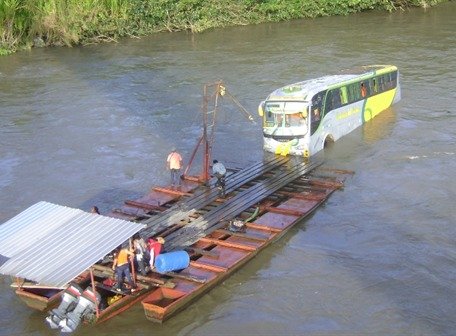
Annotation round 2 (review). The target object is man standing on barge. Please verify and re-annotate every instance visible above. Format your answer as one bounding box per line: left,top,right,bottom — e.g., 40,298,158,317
167,147,183,188
212,159,227,197
112,244,136,293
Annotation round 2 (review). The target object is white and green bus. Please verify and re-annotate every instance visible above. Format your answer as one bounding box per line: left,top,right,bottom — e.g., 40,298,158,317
258,65,401,157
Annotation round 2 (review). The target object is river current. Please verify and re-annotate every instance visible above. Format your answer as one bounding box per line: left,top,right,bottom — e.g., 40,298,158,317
0,2,455,335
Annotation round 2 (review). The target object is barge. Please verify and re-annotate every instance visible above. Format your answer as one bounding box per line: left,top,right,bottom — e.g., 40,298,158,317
0,82,354,331
0,156,351,329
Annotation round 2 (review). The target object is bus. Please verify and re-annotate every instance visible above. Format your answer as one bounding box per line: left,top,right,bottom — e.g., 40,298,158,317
258,65,401,157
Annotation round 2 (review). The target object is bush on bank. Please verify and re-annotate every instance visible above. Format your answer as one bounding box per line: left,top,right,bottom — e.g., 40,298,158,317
0,0,448,55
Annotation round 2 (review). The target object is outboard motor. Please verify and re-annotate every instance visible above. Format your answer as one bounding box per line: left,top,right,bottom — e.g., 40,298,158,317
45,283,83,329
59,287,100,333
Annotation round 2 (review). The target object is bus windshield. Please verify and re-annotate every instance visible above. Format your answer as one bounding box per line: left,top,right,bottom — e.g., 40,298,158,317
264,101,309,128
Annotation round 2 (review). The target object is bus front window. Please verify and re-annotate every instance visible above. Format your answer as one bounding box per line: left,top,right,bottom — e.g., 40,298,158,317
265,109,274,126
275,113,284,127
264,101,309,128
287,113,306,127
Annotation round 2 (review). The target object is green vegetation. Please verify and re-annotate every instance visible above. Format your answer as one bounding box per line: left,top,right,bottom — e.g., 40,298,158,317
0,0,448,55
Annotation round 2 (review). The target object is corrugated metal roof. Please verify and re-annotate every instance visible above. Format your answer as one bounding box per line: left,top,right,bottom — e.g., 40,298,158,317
0,201,144,287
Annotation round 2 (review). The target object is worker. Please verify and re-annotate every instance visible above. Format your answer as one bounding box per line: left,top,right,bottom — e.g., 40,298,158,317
148,237,165,270
133,234,148,276
212,159,227,196
112,244,136,293
361,82,367,98
167,147,183,188
90,206,100,214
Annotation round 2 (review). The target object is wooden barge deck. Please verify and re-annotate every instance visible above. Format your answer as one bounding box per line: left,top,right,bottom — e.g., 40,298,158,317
6,155,352,327
107,156,352,323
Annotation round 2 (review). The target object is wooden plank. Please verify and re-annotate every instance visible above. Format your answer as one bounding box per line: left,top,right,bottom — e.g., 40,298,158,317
244,222,282,233
261,206,304,217
317,167,355,175
153,187,193,196
198,237,257,252
182,175,201,182
189,261,228,273
185,247,220,259
165,272,207,284
135,276,175,289
307,179,344,189
277,190,326,201
214,229,269,242
91,264,170,287
124,200,168,212
11,283,65,290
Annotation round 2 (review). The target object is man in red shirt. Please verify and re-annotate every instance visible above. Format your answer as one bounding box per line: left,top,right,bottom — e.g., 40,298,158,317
148,237,165,270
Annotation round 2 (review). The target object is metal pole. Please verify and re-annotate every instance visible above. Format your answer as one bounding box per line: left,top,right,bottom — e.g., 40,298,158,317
89,269,100,318
202,84,210,182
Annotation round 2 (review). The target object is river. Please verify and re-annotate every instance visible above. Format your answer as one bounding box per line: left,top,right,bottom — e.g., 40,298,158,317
0,2,455,335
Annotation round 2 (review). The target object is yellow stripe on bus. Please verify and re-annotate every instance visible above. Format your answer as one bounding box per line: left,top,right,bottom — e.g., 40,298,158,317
363,89,397,122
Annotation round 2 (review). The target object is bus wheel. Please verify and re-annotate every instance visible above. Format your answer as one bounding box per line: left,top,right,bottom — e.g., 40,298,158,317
324,135,335,148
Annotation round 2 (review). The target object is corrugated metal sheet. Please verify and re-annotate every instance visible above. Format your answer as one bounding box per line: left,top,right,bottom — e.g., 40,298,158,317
0,201,81,258
0,201,144,287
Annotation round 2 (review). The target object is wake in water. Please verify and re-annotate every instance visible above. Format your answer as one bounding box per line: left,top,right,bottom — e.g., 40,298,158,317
406,152,454,160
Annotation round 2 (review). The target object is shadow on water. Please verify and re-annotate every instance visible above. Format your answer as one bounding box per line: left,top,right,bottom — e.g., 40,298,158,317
77,187,144,216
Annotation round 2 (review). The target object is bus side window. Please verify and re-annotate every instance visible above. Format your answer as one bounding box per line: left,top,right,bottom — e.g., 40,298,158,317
384,72,397,90
311,107,320,135
324,91,333,112
379,76,385,92
312,91,325,114
340,86,348,105
349,83,360,102
360,82,367,98
332,89,341,109
311,90,326,135
372,78,378,94
391,71,398,88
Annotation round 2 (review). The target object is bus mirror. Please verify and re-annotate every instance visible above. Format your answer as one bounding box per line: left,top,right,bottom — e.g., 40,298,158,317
301,111,308,118
258,102,265,117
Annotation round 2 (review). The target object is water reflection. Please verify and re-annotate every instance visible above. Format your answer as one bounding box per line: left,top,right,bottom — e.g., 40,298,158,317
362,107,397,144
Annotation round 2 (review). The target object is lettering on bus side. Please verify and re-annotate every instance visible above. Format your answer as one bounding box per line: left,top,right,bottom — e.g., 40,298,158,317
336,107,360,120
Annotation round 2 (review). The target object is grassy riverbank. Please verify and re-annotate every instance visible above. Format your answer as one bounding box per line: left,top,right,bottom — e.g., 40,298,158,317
0,0,448,55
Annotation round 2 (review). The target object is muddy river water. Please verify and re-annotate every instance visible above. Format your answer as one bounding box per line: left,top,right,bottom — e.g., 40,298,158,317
0,2,455,335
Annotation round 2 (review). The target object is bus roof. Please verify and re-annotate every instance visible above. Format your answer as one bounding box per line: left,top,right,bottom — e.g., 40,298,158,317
267,65,397,101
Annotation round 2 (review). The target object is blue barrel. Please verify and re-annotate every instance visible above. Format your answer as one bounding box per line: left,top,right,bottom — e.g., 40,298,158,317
155,251,190,273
